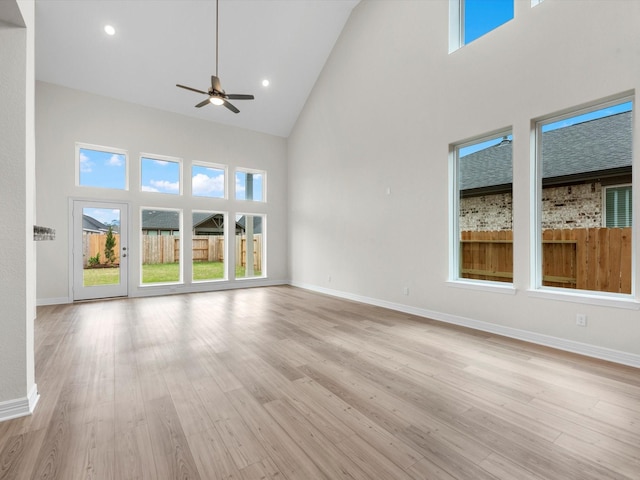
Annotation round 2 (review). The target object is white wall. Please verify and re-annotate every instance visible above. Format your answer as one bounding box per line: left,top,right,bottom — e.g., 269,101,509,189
36,82,288,303
0,0,37,419
288,0,640,363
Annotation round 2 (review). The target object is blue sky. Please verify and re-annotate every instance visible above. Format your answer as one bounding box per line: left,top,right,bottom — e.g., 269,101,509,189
192,165,225,198
84,207,120,226
141,157,180,194
79,148,126,189
235,172,263,201
461,101,631,157
80,148,264,200
541,101,632,132
460,134,512,157
464,0,514,45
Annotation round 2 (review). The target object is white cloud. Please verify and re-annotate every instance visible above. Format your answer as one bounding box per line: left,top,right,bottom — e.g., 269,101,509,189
235,178,245,194
141,185,160,192
192,173,224,196
154,160,169,166
149,179,179,192
107,154,124,167
80,152,93,173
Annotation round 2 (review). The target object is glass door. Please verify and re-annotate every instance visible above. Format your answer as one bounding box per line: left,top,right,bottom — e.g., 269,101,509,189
73,200,128,300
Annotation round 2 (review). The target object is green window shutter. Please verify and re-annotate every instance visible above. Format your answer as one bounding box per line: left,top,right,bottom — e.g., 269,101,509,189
605,186,632,228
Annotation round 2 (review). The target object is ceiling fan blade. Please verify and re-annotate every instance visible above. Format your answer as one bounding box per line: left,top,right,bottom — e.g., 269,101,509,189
211,75,223,93
226,94,254,100
177,84,208,95
195,98,212,108
222,100,240,114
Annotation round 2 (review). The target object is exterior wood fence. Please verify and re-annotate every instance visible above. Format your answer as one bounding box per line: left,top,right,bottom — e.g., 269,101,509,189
460,227,632,294
83,234,261,270
83,232,120,266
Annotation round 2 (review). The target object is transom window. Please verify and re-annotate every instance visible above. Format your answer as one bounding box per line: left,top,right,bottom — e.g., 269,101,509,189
76,143,127,190
192,163,225,198
141,155,181,195
235,169,265,202
449,0,514,52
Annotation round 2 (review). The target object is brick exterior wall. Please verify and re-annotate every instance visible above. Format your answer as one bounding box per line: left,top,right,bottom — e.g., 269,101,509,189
459,182,602,231
459,192,513,231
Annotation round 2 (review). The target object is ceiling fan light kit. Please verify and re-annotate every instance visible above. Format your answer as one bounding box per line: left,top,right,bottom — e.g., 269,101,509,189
176,0,254,114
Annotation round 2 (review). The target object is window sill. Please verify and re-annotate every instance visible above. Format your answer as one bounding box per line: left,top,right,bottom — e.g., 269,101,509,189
447,280,516,295
527,288,640,310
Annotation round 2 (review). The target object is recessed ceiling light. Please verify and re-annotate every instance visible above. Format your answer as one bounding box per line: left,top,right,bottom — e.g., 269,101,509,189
262,79,270,87
104,25,116,36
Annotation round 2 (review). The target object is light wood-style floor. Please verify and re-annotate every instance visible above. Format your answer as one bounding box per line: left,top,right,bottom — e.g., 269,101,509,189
1,286,639,479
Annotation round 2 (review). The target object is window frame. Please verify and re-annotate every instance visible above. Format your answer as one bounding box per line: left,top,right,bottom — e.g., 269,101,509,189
140,207,183,286
532,94,635,301
191,161,227,199
140,153,183,196
235,168,266,202
234,212,266,280
192,210,228,283
75,142,129,190
449,0,514,53
449,128,515,290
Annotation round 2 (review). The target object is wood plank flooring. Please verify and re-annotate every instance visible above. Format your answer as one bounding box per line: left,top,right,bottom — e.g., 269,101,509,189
1,286,639,479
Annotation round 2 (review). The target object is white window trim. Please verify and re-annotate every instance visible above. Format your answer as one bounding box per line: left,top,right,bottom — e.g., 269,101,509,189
449,0,514,53
75,142,129,190
448,0,463,53
235,212,266,280
140,152,183,196
139,207,183,287
235,167,267,202
191,161,228,199
449,128,514,289
531,94,636,301
191,210,228,283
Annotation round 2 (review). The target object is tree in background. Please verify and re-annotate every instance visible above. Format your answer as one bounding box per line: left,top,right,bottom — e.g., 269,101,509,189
104,226,117,265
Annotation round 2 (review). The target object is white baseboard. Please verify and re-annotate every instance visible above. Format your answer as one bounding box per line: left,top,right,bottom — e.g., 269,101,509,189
37,296,70,306
0,384,39,423
291,282,640,369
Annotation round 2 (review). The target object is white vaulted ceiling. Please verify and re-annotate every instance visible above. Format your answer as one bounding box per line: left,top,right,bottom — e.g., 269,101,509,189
35,0,360,137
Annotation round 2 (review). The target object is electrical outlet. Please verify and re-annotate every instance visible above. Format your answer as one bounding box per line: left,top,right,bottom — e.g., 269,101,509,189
576,313,587,327
328,275,332,283
403,286,409,295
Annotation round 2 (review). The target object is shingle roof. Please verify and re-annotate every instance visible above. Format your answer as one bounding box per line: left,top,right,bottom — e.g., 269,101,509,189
142,210,179,229
142,211,256,233
460,111,632,191
83,214,108,232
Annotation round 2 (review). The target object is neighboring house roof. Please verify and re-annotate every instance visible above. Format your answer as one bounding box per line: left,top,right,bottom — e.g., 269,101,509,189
83,214,108,233
142,210,255,233
460,111,632,192
193,212,215,228
142,210,180,230
235,215,263,235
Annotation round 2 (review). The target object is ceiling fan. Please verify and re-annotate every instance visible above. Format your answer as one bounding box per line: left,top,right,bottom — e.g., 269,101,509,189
176,0,254,114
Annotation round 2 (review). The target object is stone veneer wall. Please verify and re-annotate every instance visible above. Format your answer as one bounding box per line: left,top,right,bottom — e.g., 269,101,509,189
460,182,602,231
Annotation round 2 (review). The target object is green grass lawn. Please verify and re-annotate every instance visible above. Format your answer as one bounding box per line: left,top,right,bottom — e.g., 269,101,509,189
83,267,120,286
83,262,261,286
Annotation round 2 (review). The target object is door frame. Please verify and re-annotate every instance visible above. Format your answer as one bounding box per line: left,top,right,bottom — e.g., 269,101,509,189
70,198,129,301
